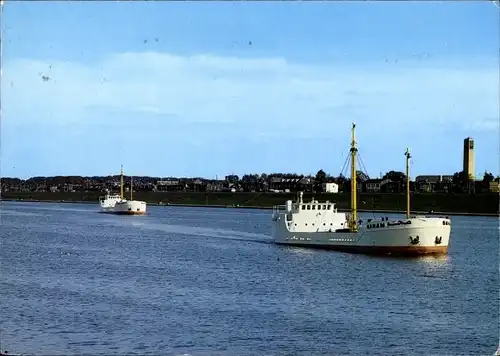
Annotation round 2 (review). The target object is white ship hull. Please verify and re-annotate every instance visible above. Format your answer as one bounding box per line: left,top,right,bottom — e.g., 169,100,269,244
272,213,450,256
101,199,147,215
101,206,115,213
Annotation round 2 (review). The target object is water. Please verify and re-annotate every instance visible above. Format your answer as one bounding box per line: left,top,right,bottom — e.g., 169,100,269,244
1,201,498,356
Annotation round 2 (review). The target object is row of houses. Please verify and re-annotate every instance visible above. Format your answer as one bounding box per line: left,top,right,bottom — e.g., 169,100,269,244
267,176,499,194
414,175,499,193
1,174,498,194
350,176,498,194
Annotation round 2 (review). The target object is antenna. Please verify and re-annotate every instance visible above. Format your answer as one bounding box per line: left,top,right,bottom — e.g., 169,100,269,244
120,165,124,200
130,175,133,200
350,122,358,231
405,148,412,219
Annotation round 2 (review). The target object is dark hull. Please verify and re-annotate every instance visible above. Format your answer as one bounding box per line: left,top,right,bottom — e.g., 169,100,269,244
99,211,146,215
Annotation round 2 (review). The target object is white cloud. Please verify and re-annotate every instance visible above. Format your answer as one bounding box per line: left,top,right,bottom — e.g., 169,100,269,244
2,52,499,140
2,52,499,161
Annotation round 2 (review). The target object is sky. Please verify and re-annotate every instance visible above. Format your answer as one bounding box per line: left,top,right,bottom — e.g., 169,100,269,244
1,1,499,179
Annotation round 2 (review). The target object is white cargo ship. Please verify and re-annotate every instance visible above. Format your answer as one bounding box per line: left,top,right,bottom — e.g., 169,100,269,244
271,123,451,256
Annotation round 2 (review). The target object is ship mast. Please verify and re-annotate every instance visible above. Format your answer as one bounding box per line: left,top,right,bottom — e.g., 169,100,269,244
120,165,124,199
130,175,133,200
349,122,358,231
405,148,411,219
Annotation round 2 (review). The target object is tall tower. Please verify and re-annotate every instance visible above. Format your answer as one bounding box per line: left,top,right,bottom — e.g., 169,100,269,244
463,137,475,181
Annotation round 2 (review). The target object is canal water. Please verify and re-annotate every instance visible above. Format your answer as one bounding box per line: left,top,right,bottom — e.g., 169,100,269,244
1,201,498,355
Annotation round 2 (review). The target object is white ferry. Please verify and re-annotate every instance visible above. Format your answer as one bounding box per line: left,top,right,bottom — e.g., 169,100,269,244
99,166,147,215
271,123,451,256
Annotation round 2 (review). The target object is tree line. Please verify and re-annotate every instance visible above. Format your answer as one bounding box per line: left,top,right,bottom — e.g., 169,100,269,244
1,169,498,189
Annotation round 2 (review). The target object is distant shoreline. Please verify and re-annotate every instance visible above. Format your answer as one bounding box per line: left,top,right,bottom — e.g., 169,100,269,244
1,198,498,218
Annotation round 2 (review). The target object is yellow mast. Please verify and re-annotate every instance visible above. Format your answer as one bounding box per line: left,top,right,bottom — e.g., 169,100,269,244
120,165,124,199
350,122,358,231
405,148,411,219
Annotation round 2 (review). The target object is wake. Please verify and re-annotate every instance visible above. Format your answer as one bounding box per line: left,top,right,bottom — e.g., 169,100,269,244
103,218,273,245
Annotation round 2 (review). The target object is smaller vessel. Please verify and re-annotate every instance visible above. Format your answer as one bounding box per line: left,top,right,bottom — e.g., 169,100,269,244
99,166,147,215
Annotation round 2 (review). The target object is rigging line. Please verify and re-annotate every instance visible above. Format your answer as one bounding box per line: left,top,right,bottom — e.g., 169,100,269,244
356,147,367,170
357,158,369,179
339,153,350,178
357,151,370,178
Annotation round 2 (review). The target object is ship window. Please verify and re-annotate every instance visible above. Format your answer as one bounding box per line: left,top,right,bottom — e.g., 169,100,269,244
307,205,311,210
323,223,326,226
323,205,326,210
305,223,308,226
312,223,315,226
301,205,305,210
327,204,331,209
312,205,316,210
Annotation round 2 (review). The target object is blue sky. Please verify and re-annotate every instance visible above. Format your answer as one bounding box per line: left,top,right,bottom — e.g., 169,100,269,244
1,1,499,179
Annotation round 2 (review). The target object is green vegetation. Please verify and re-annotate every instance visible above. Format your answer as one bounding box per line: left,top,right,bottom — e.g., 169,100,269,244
2,191,498,216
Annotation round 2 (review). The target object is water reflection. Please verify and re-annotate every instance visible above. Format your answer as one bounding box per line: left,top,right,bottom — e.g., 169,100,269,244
416,254,449,264
415,254,451,275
